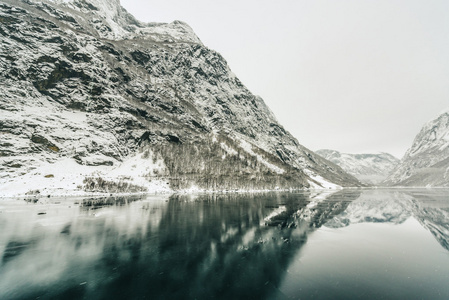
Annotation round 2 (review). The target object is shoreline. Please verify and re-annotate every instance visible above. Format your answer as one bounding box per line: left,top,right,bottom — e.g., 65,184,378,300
3,185,449,200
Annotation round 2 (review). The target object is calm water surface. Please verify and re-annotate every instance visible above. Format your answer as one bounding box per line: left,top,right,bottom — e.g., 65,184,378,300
0,189,449,299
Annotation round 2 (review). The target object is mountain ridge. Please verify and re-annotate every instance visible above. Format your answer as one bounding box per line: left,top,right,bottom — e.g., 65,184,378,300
384,109,449,187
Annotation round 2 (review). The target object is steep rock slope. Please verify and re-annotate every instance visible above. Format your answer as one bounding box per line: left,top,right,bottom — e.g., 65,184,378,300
0,0,361,196
384,110,449,187
316,149,399,185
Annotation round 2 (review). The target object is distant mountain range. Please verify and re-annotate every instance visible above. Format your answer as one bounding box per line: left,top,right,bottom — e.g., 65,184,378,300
316,150,399,185
317,109,449,187
0,0,361,196
384,109,449,187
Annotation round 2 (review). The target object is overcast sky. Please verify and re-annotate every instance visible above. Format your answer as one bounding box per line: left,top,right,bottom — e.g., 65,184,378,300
120,0,449,159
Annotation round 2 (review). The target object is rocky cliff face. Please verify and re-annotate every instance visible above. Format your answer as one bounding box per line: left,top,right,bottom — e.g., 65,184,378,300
384,110,449,187
316,149,399,185
0,0,361,196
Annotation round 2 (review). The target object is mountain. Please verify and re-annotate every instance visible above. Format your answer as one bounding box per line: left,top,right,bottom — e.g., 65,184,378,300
0,0,361,196
316,149,399,185
384,109,449,187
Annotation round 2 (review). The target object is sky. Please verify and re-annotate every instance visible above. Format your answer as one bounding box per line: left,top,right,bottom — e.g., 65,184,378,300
120,0,449,159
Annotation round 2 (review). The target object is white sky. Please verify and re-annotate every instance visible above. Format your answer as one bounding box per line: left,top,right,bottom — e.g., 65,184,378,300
120,0,449,159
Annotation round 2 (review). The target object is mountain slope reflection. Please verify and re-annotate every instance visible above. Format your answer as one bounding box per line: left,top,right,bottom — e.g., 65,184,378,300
326,189,449,252
0,191,359,300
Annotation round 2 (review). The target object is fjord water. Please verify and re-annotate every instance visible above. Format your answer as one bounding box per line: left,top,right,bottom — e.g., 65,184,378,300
1,190,449,299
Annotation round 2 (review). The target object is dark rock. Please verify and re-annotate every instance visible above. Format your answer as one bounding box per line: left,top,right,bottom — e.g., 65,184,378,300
31,134,60,152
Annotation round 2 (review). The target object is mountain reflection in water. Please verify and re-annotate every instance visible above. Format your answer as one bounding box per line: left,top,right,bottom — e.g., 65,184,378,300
0,189,448,299
327,189,449,252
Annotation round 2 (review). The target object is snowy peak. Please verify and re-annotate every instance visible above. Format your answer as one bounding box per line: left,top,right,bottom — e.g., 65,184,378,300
384,109,449,187
140,19,202,44
316,149,399,185
47,0,125,23
407,110,449,158
40,0,202,43
48,0,121,10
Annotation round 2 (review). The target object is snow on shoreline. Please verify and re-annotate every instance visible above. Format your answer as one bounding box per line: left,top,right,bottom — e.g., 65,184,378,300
0,151,170,198
0,181,352,199
304,169,342,190
0,151,352,199
0,151,348,199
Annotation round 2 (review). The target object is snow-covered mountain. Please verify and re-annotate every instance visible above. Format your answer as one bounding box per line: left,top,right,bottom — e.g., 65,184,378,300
0,0,361,196
316,149,399,185
384,109,449,187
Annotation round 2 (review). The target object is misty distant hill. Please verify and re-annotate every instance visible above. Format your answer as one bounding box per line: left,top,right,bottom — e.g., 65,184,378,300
316,150,399,185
